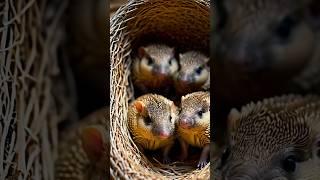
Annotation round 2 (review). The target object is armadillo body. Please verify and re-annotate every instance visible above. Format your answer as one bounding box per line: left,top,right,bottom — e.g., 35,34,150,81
55,108,108,180
217,95,320,179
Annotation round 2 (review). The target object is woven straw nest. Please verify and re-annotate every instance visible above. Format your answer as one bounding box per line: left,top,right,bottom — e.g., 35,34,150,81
0,0,75,179
110,0,210,179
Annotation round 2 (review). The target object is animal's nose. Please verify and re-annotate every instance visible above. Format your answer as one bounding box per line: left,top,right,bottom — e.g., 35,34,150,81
178,73,194,84
153,127,171,139
179,118,192,128
158,131,170,139
154,66,168,75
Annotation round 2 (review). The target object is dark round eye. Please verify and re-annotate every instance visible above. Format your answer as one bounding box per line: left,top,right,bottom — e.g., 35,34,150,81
168,59,172,66
195,66,203,75
147,57,153,65
197,110,204,117
275,16,297,40
282,155,297,173
144,116,152,125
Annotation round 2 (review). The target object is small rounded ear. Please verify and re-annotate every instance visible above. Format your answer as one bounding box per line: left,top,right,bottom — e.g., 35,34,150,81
138,47,146,58
170,101,177,112
170,101,175,107
134,101,145,113
81,126,106,162
203,94,210,105
179,53,183,60
227,108,241,134
181,95,186,102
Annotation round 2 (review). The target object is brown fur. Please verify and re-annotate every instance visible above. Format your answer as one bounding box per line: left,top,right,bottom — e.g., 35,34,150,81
174,51,210,95
127,94,178,151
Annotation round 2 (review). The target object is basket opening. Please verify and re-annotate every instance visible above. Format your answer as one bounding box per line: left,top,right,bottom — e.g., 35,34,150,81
144,141,204,166
124,0,210,171
126,0,210,54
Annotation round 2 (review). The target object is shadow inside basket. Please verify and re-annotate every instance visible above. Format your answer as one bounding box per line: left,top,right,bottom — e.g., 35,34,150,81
126,0,210,172
144,141,205,171
111,0,211,178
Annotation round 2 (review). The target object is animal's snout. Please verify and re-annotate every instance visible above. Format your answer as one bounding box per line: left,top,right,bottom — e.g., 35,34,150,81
179,117,193,128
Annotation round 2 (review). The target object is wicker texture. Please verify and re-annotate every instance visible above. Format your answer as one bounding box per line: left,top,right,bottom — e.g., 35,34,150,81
110,0,210,178
0,0,75,179
110,0,128,18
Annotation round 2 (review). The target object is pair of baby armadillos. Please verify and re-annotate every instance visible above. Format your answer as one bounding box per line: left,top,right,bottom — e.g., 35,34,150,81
215,94,320,179
132,44,210,96
127,92,210,169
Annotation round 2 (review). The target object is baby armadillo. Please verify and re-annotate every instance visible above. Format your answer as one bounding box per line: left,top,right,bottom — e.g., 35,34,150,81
174,51,210,96
127,94,178,163
132,44,179,95
177,91,210,169
213,0,320,106
293,134,320,180
55,107,109,180
216,94,320,179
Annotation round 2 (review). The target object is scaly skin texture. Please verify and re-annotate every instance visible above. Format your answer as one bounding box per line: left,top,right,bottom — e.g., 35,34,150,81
132,44,179,95
216,95,320,180
127,94,178,163
213,0,320,107
174,51,210,96
177,91,210,169
55,108,109,180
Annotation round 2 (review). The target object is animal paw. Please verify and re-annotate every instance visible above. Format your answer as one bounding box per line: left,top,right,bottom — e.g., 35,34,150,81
163,156,172,164
197,160,208,169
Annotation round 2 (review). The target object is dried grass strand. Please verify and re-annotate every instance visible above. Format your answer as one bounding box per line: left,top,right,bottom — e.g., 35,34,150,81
110,0,210,179
0,0,75,179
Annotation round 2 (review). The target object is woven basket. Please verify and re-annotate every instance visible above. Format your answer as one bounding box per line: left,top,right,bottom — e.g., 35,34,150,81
110,0,128,18
0,0,75,179
110,0,210,178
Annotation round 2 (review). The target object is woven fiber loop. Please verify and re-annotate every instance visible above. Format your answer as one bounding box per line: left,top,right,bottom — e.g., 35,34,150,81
0,0,75,179
110,0,210,178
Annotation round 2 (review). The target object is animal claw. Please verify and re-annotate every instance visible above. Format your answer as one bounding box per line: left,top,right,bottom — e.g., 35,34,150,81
197,160,208,169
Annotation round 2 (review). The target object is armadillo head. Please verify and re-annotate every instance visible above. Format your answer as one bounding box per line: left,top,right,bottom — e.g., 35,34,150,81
135,44,179,81
174,51,209,94
293,134,320,180
214,0,318,74
178,91,210,130
217,96,320,180
212,0,320,105
133,94,178,140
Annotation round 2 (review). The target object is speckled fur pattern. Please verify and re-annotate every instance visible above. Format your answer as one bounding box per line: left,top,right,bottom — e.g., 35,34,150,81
174,51,210,95
218,95,320,179
178,91,210,147
127,94,178,151
132,44,178,93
